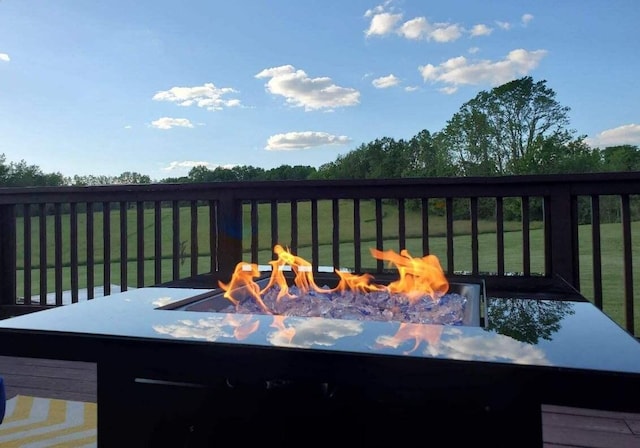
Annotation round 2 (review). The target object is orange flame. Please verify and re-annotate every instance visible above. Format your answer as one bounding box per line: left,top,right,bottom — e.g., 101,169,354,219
333,270,384,294
217,262,271,313
256,244,331,301
218,245,449,312
370,248,448,303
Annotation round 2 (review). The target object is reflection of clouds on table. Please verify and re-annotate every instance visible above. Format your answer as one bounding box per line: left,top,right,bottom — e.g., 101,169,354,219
439,330,551,365
152,312,549,366
153,316,237,341
375,326,550,365
268,317,363,348
153,314,363,348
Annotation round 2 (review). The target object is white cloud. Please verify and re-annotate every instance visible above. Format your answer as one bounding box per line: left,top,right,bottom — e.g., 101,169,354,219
163,161,214,171
495,21,511,30
419,48,547,90
265,131,351,151
0,53,10,62
162,161,236,172
468,47,480,54
365,12,403,36
124,125,132,129
522,14,534,26
152,82,241,111
397,17,463,42
397,17,429,39
587,124,640,148
430,23,464,42
372,74,399,88
364,2,391,18
404,86,419,92
439,86,458,95
150,117,194,130
470,24,493,37
367,4,508,43
255,65,360,111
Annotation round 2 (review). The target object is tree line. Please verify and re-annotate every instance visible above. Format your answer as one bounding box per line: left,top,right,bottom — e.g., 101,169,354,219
1,76,639,188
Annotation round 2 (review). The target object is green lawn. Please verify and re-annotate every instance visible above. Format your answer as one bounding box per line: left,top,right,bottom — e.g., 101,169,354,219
13,201,639,333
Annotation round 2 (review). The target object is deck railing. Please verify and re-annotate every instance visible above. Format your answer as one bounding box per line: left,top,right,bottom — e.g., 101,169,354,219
0,172,638,335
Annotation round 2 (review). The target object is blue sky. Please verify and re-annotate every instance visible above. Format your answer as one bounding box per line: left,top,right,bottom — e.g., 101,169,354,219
1,0,638,181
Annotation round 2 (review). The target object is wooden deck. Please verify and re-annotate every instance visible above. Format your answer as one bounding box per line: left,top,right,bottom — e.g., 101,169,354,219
1,355,639,447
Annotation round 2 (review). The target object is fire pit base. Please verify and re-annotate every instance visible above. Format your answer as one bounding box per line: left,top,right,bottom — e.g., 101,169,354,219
126,369,540,447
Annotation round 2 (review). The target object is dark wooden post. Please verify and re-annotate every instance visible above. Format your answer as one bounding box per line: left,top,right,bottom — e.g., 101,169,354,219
0,204,17,312
216,193,243,280
546,187,580,288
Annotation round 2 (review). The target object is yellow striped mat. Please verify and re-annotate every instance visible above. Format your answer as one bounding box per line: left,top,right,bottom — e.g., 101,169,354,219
0,395,96,447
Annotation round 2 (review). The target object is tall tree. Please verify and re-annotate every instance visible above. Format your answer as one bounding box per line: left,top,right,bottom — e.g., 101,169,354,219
518,135,601,175
187,165,216,182
263,165,315,181
0,154,8,184
70,174,117,186
114,171,152,184
409,129,458,177
187,164,267,182
439,77,575,175
0,157,64,186
600,145,640,171
314,137,414,180
314,143,372,179
233,165,266,181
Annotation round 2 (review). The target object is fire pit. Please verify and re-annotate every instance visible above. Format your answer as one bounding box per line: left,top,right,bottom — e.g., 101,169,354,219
140,247,490,445
3,245,640,447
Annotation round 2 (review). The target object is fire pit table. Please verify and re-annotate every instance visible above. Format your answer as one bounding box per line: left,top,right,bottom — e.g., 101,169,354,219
1,274,640,447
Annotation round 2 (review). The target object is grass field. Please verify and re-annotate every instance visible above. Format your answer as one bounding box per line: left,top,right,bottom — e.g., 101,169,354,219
12,200,639,333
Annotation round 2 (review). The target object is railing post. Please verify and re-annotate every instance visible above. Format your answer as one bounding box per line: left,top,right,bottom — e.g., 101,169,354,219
0,204,17,311
216,194,243,280
546,188,580,288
